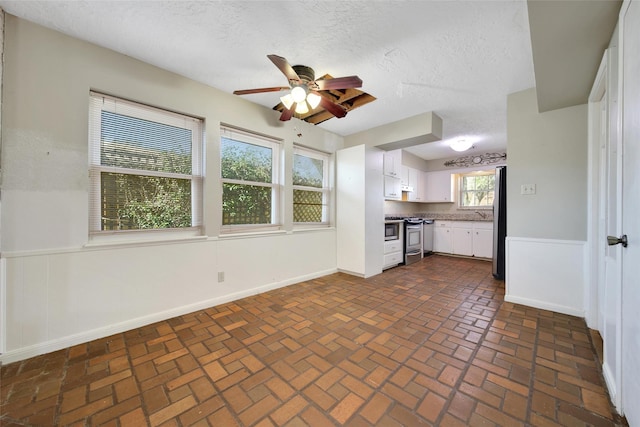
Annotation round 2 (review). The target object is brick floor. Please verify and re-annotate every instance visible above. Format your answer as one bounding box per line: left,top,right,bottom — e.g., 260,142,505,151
0,255,628,426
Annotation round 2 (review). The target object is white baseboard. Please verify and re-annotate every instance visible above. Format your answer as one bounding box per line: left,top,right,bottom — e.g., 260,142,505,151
504,294,584,318
601,359,621,411
0,268,337,365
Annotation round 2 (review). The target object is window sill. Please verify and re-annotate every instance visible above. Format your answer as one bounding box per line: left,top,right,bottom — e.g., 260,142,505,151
217,229,288,240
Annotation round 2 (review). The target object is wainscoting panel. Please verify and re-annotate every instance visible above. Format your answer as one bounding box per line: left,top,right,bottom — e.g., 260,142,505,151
505,236,586,317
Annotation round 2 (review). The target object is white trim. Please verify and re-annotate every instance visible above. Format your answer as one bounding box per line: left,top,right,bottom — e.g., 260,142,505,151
602,359,619,409
504,295,584,318
586,49,609,329
0,267,338,364
0,258,6,355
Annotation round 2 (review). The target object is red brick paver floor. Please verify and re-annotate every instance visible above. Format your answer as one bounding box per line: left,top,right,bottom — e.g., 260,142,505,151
0,255,628,426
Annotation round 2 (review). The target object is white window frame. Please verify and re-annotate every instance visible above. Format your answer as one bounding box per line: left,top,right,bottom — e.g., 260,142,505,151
220,126,282,233
88,92,204,243
457,170,495,209
293,145,331,226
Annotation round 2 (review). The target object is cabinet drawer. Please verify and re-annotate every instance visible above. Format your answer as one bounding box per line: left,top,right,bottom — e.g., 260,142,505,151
473,221,493,230
384,240,402,254
384,252,403,266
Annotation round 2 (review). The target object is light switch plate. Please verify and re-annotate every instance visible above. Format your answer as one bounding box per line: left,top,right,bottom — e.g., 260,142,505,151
521,184,536,195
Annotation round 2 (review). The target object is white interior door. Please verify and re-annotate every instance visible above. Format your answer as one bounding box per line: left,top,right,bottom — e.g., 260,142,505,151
620,1,640,424
595,56,623,409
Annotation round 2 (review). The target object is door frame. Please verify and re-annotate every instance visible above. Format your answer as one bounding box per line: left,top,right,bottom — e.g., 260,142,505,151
587,45,624,411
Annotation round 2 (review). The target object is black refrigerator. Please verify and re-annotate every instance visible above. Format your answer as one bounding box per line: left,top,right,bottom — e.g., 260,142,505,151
492,166,507,279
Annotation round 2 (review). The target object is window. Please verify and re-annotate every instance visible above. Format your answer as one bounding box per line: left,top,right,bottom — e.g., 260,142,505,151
220,126,281,230
293,146,331,225
88,92,203,236
458,171,495,208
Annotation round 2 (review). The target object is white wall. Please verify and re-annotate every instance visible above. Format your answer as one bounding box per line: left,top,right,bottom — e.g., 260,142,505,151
0,16,342,363
505,87,588,316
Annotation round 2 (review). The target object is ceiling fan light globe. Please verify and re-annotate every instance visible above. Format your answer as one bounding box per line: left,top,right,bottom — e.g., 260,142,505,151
307,93,321,109
280,94,294,110
295,101,309,114
291,86,307,103
450,139,472,152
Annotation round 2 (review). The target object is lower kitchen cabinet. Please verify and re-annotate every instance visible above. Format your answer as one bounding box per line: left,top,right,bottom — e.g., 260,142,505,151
383,239,403,269
452,222,473,256
435,220,493,258
472,222,493,258
433,221,453,253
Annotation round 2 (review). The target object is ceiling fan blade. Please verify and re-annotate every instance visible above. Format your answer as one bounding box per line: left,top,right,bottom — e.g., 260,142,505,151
316,94,346,118
314,76,362,91
280,103,296,121
268,54,301,84
233,86,290,95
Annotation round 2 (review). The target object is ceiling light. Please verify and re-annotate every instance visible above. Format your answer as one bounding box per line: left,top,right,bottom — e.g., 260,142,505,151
450,139,473,152
280,94,294,110
306,92,321,109
291,86,307,103
295,101,309,114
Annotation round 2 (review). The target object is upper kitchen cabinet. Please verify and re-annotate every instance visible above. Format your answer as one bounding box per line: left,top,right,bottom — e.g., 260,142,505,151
383,150,402,178
423,170,454,202
384,175,402,200
407,168,424,202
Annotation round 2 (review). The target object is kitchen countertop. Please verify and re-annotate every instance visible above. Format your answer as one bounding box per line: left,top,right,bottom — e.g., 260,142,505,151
385,213,493,222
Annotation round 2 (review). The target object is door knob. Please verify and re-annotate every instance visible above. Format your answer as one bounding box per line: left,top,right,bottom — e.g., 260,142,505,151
607,235,628,248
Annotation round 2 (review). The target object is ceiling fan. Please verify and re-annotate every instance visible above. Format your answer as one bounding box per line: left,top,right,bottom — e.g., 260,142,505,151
233,54,363,122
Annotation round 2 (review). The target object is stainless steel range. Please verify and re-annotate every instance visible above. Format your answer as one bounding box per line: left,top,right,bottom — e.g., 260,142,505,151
404,218,423,265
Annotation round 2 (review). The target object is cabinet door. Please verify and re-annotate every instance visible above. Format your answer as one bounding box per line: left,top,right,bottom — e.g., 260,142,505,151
433,225,452,253
400,166,409,187
383,151,401,177
473,228,493,258
407,168,421,201
384,175,401,200
452,226,473,256
424,171,454,202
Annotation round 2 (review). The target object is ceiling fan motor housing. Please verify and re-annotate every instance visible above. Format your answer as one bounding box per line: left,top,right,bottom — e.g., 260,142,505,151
292,65,315,84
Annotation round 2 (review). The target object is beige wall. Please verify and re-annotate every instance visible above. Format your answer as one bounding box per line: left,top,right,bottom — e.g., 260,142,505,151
506,88,588,240
0,15,341,362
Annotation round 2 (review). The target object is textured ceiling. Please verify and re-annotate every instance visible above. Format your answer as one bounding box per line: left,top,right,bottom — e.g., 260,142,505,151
0,0,537,160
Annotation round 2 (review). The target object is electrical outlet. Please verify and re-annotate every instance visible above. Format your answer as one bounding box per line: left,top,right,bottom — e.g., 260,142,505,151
218,272,225,283
521,184,536,195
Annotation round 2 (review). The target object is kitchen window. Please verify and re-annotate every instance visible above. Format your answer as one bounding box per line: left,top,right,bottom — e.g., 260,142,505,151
458,171,495,208
88,92,203,238
220,126,281,231
293,146,331,225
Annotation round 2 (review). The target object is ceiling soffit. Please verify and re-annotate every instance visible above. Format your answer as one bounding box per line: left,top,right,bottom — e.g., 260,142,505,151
528,0,621,113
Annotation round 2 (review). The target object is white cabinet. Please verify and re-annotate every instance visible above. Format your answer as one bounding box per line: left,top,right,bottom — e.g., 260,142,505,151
452,222,473,256
383,238,403,270
438,221,493,258
472,222,493,258
408,170,425,202
424,171,454,202
400,165,410,188
384,175,401,200
433,221,453,253
383,150,402,178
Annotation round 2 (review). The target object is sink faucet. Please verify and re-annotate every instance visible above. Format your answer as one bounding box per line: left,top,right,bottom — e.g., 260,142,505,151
475,211,487,219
